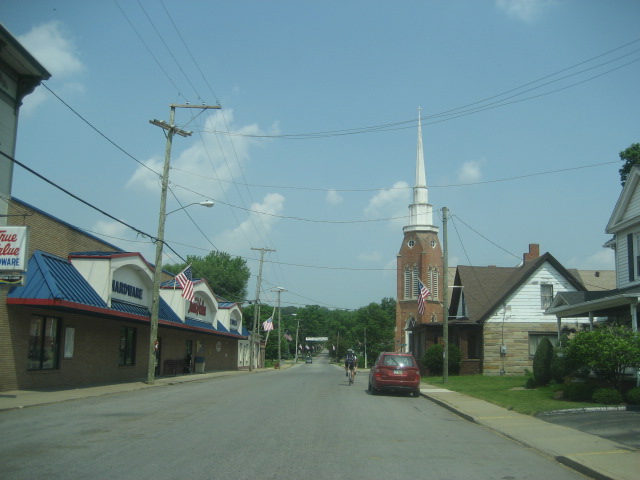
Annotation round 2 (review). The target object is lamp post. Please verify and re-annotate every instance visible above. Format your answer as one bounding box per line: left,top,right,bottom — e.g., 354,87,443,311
146,103,219,385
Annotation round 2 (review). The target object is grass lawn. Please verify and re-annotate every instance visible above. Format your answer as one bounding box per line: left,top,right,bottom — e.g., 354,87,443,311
423,375,603,416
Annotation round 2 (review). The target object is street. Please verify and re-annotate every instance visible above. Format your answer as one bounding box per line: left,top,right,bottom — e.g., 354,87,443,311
0,354,588,480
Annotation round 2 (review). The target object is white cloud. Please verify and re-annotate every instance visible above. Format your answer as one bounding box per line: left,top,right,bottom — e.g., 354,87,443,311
495,0,554,23
364,181,409,216
17,21,84,113
214,192,285,252
18,21,84,78
127,109,268,201
457,158,485,184
571,248,615,271
326,189,343,205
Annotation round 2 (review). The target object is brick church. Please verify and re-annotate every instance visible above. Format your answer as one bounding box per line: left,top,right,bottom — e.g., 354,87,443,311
395,111,443,361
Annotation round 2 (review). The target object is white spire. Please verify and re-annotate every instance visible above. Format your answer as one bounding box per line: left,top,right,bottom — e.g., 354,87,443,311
416,107,426,188
404,107,438,234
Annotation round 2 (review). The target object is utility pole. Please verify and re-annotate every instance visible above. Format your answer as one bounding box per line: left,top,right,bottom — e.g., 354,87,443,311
442,206,449,383
147,103,220,385
274,287,285,369
249,247,274,371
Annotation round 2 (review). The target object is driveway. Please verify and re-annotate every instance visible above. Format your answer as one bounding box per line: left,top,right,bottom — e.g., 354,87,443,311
537,409,640,449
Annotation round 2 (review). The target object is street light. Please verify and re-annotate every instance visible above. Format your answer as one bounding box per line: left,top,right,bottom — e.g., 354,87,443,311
166,200,214,216
147,198,213,385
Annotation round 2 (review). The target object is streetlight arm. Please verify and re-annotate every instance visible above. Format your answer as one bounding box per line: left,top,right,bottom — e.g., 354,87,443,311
166,200,214,216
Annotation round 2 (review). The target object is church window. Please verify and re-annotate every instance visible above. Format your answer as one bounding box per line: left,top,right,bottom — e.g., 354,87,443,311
429,267,439,300
413,265,419,298
404,266,411,299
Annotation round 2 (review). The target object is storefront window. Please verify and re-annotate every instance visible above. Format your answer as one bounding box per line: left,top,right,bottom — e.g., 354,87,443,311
119,326,137,366
28,316,60,370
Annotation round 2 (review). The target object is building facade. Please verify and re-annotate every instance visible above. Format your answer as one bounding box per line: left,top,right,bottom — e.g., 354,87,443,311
1,198,251,392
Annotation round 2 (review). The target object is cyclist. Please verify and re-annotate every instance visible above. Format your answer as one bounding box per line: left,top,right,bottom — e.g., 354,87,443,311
344,349,358,381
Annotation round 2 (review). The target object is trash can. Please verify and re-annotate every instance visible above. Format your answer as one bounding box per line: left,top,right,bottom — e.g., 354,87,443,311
194,356,205,373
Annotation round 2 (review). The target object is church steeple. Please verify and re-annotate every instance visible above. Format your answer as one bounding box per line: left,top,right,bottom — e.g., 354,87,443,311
404,108,438,234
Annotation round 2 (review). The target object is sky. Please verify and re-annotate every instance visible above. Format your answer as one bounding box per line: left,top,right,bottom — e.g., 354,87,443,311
1,0,639,311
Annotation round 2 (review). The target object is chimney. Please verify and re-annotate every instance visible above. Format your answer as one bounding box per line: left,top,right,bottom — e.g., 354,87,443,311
523,243,540,263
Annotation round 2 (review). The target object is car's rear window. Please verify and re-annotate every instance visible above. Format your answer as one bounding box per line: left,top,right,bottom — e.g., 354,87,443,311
381,355,415,367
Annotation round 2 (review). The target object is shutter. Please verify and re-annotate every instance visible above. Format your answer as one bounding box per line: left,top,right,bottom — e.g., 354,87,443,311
628,234,634,282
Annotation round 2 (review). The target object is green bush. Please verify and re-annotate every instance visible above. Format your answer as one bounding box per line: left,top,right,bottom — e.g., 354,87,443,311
563,382,597,401
592,388,623,405
550,336,572,383
533,337,554,386
624,387,640,405
524,376,537,389
422,343,462,376
565,326,640,389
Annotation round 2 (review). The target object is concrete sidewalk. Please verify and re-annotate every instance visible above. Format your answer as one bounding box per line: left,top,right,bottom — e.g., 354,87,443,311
1,369,638,480
420,384,639,480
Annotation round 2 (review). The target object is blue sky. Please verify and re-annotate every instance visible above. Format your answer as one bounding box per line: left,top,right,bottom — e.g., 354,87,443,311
2,0,639,310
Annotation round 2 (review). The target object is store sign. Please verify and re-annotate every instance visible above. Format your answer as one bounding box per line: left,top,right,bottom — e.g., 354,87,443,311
0,226,29,272
188,297,207,317
111,267,147,305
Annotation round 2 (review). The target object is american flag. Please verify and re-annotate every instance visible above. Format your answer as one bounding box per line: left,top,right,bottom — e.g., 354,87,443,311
417,279,430,314
284,333,293,341
262,317,274,331
176,266,195,302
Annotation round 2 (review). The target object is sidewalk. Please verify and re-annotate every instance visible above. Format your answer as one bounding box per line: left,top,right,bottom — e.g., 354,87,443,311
0,364,288,412
420,384,639,480
1,369,638,480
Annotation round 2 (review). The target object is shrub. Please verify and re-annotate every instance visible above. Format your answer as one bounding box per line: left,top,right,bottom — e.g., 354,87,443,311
533,337,554,386
524,376,537,389
564,326,640,389
422,343,462,376
625,387,640,405
550,336,572,383
592,388,623,405
563,382,597,401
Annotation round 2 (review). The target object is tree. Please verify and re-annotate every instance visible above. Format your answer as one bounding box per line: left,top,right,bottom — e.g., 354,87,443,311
165,251,250,302
618,143,640,186
565,326,640,388
532,337,553,386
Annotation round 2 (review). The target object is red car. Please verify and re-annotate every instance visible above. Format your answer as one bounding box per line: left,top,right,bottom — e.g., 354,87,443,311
368,352,421,397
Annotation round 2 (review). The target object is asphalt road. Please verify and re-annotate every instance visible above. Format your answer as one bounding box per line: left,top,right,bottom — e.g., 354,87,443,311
0,354,589,480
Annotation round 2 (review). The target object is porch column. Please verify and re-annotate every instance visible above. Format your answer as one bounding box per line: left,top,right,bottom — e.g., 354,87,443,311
589,312,594,331
631,299,638,333
556,315,562,343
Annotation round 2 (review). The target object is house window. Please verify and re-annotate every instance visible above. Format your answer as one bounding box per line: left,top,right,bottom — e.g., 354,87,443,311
467,332,480,359
28,316,60,370
119,326,137,366
413,265,419,298
540,284,554,309
528,333,558,356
